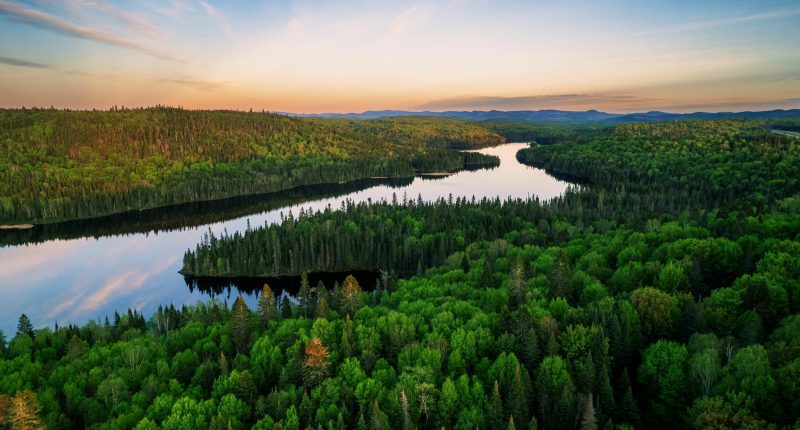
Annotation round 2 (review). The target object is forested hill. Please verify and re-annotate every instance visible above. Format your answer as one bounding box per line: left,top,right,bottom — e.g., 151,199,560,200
517,118,800,213
302,108,800,124
0,108,503,225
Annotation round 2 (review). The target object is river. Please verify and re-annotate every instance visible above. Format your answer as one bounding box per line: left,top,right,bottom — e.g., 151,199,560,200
0,143,574,334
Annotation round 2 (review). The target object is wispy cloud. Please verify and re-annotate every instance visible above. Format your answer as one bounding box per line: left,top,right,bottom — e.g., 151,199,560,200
654,97,800,112
159,75,230,91
0,55,49,69
640,6,800,36
58,0,162,37
0,0,178,61
417,93,656,111
153,0,196,17
391,3,435,34
198,0,230,34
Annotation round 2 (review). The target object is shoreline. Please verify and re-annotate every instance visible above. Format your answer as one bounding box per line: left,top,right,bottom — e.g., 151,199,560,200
0,224,34,230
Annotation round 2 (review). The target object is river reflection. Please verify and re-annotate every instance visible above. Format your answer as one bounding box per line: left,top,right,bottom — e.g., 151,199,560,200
0,143,574,333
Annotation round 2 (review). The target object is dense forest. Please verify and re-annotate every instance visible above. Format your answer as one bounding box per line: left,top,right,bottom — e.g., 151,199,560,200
1,118,800,429
0,108,501,225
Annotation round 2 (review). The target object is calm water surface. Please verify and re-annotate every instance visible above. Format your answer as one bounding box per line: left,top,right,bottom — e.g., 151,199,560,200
0,143,573,333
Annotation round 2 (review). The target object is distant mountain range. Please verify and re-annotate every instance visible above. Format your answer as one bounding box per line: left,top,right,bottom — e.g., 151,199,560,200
298,108,800,124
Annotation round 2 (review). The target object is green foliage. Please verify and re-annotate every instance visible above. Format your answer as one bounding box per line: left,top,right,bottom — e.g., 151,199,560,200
2,118,800,429
0,107,502,224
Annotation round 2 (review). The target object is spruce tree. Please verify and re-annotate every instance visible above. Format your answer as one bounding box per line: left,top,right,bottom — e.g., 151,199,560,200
16,314,34,339
258,283,278,327
508,366,530,426
280,296,292,320
298,272,313,318
230,296,251,354
581,393,598,430
487,380,505,430
510,257,526,307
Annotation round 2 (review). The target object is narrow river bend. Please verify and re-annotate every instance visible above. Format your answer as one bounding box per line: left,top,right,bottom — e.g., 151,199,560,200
0,143,574,333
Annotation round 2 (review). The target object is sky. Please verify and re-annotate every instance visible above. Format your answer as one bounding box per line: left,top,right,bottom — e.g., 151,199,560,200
0,0,799,113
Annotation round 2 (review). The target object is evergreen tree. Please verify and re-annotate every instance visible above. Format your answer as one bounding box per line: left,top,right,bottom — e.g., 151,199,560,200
304,337,329,387
370,400,390,430
280,296,292,320
596,365,615,421
480,258,495,288
551,250,571,299
258,283,278,327
317,298,329,319
16,314,34,339
517,309,540,372
340,275,362,318
230,296,251,354
9,391,43,430
298,272,313,318
508,366,530,426
581,393,598,430
220,351,229,375
510,257,526,307
341,316,355,358
487,380,505,430
399,390,412,430
576,353,596,394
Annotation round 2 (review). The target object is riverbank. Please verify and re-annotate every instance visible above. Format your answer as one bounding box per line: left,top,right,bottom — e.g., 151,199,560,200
0,224,34,230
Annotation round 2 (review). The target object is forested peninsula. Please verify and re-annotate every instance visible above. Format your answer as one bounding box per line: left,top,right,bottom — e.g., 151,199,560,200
0,107,502,225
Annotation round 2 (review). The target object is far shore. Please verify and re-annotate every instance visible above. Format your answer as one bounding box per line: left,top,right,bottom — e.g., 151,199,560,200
0,224,35,230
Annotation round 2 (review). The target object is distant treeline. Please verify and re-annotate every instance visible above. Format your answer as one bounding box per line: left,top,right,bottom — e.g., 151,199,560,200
0,108,501,225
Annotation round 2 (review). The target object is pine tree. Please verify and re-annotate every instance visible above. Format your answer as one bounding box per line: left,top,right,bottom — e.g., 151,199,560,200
487,380,505,430
299,392,313,429
298,272,313,318
370,400,390,430
517,309,540,372
553,391,574,430
576,353,596,395
16,314,34,339
400,390,412,430
596,364,615,422
281,296,292,320
317,298,329,319
341,316,355,358
230,296,251,354
340,275,362,318
480,258,495,288
304,337,329,387
331,281,342,311
508,366,530,426
220,351,229,375
258,283,278,327
508,415,516,430
616,369,639,427
9,391,43,430
461,253,470,273
510,257,526,307
551,249,571,299
67,335,83,360
581,393,598,430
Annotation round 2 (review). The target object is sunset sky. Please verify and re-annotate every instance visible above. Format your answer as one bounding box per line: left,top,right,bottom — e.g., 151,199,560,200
1,0,799,113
